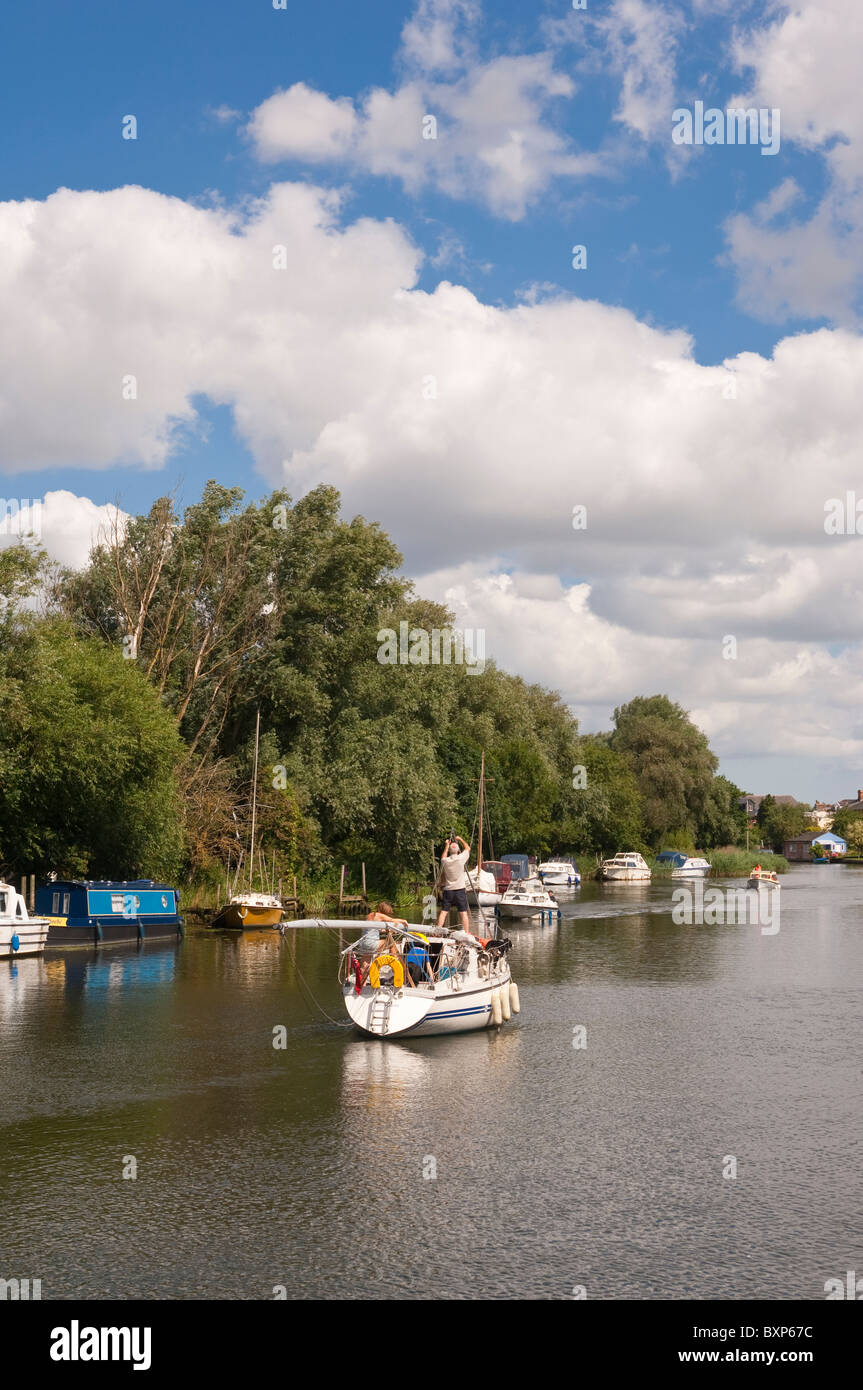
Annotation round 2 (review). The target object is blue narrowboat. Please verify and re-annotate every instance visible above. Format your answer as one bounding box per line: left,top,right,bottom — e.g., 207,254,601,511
35,881,184,946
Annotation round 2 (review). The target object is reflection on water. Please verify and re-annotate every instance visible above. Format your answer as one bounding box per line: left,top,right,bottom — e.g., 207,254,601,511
1,866,861,1300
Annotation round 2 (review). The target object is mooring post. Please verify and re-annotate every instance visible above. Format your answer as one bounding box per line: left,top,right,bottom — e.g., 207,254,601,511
339,864,346,908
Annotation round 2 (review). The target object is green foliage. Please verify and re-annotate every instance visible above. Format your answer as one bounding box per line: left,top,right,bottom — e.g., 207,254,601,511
0,619,184,878
756,795,809,852
610,695,718,846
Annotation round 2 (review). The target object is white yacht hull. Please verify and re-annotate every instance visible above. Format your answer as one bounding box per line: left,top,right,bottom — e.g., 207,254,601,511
345,969,513,1037
0,919,50,958
671,866,710,878
538,870,581,886
601,867,651,881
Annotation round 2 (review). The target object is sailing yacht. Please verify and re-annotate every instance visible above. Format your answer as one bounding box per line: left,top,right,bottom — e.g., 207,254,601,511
211,712,284,930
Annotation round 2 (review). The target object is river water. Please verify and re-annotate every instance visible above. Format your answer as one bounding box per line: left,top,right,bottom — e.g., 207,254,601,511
1,864,860,1300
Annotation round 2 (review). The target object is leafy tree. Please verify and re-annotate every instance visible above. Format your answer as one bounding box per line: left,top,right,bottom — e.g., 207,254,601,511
610,695,717,846
756,796,809,852
0,620,183,879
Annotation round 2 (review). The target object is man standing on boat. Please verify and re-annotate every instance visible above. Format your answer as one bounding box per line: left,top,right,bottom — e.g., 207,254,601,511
437,835,473,935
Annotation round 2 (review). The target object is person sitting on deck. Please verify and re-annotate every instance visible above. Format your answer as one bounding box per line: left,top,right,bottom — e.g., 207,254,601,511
354,902,408,986
437,836,473,935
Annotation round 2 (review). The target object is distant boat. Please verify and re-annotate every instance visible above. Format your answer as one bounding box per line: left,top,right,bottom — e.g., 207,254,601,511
656,851,711,878
601,852,651,882
211,710,284,930
0,881,50,958
34,880,182,945
537,857,581,886
498,878,559,918
748,866,780,889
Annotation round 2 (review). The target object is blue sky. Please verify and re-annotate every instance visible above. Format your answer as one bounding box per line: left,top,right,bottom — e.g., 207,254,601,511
2,0,862,800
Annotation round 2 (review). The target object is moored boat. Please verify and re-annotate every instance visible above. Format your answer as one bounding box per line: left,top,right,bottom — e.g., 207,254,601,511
601,852,651,882
0,881,50,958
657,851,711,878
210,711,284,931
498,875,559,918
34,880,183,946
537,857,581,886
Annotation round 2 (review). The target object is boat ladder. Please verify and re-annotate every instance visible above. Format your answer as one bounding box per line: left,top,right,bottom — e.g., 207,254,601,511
368,993,392,1036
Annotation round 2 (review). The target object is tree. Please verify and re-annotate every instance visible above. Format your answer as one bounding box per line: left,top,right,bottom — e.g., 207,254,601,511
0,620,184,879
756,796,808,852
610,695,717,846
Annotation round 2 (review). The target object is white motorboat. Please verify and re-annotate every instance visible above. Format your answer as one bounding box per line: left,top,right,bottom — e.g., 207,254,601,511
600,852,651,882
537,857,581,886
748,867,780,889
282,918,518,1037
672,856,711,878
0,881,50,958
498,876,559,918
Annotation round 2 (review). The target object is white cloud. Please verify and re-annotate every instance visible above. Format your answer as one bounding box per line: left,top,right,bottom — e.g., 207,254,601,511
3,178,863,793
0,491,125,569
726,0,863,322
244,1,596,220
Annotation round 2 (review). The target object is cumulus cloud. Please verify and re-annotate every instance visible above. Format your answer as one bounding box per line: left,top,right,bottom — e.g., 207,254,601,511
3,176,863,789
0,491,125,569
244,0,596,219
726,0,863,322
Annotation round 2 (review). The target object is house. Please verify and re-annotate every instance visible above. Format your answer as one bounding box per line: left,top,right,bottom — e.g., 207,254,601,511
811,802,835,830
739,794,801,824
836,790,863,814
782,832,847,862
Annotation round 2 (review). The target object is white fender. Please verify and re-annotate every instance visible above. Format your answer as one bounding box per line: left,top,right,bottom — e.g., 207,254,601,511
509,981,520,1014
499,981,511,1021
490,989,502,1026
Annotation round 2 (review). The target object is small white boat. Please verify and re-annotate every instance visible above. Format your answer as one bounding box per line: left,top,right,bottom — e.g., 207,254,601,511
0,881,50,959
672,856,711,878
280,918,518,1037
498,876,559,918
537,857,581,886
748,868,780,889
600,852,651,882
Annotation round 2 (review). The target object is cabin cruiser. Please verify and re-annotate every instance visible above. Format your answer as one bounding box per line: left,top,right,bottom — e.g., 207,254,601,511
537,857,581,886
600,852,651,882
0,881,50,958
498,873,559,919
656,851,711,878
282,918,519,1037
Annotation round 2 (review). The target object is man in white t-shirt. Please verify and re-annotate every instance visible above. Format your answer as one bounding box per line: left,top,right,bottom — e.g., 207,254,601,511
437,835,472,933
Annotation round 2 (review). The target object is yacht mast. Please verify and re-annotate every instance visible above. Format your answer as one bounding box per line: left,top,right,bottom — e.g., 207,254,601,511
249,709,260,891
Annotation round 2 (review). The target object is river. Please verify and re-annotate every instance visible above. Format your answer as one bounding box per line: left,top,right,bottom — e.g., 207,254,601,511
1,864,860,1299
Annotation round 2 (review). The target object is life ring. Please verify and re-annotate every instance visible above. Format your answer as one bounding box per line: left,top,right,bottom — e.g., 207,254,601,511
367,953,404,989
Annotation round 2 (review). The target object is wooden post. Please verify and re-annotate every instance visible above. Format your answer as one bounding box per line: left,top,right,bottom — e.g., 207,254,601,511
20,875,26,903
293,875,297,900
339,864,346,908
361,861,367,897
29,874,35,910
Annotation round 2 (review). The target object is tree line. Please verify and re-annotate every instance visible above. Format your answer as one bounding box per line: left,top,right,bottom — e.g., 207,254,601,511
0,482,770,895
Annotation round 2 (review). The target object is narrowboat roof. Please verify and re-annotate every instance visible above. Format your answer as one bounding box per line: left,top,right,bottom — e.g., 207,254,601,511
40,880,178,890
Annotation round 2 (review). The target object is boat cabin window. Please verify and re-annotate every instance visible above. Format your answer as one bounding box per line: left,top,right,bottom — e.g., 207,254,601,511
0,892,6,913
52,891,60,913
63,893,70,914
